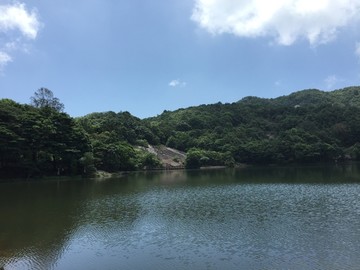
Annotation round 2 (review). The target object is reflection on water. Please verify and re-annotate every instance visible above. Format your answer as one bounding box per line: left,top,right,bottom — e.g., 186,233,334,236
1,163,360,269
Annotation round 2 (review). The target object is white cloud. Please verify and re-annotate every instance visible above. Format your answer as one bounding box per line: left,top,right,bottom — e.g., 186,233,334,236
274,80,282,86
324,75,341,89
355,42,360,59
191,0,360,46
0,2,40,39
0,2,40,70
169,79,187,87
0,51,12,69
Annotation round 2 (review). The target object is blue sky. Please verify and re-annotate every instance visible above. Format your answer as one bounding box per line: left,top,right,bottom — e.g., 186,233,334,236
1,0,360,118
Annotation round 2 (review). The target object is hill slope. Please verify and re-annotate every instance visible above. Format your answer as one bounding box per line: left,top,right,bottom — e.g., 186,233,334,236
144,86,360,166
2,86,359,179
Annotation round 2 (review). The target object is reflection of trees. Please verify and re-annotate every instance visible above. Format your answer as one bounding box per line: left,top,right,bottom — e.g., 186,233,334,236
0,180,87,269
232,163,360,184
131,170,188,185
136,163,360,186
0,178,142,269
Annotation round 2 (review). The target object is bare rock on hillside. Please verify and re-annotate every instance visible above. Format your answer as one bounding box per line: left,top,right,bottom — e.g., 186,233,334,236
145,145,186,169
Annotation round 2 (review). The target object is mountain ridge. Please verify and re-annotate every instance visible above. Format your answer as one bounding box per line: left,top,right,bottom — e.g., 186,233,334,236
2,86,360,179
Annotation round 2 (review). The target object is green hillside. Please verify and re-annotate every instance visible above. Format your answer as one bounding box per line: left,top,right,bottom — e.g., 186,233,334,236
145,86,360,166
1,86,360,178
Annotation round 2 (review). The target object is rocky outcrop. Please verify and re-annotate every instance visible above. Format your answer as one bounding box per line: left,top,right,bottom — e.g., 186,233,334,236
145,145,186,169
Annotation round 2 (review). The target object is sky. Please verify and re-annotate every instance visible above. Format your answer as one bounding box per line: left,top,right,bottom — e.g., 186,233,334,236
0,0,360,118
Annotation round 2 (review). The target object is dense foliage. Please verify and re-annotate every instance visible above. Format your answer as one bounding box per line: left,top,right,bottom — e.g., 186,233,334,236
75,111,161,173
146,86,360,167
0,99,91,178
1,86,360,178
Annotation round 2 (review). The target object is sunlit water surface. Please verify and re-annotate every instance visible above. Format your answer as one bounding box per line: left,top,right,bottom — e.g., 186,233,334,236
1,164,360,270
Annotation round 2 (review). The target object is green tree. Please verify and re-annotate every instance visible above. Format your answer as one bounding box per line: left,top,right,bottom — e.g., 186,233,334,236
80,152,97,176
139,152,162,169
185,149,202,169
30,88,65,112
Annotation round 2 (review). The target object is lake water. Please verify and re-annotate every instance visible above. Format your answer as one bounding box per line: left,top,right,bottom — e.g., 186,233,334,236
1,164,360,270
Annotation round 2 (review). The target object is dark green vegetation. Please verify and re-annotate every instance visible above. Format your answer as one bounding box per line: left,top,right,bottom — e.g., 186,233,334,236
75,111,161,173
146,86,360,166
0,95,91,178
0,89,161,179
1,86,360,179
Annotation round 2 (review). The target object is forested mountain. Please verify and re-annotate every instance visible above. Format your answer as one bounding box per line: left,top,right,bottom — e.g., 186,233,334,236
1,86,360,179
145,86,360,167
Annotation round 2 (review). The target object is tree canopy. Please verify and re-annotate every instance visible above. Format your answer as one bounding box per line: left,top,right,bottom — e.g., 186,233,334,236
30,88,65,112
145,86,360,167
1,86,360,178
0,98,90,178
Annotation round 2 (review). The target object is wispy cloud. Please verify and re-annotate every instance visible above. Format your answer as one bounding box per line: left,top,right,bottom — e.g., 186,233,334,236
0,2,41,70
192,0,360,46
169,79,187,88
324,75,342,90
0,51,12,70
355,42,360,59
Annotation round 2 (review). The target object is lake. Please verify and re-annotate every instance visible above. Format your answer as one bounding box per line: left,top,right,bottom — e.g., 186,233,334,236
1,164,360,270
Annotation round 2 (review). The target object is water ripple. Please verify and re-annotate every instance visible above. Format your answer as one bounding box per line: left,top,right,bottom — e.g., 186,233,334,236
2,169,360,269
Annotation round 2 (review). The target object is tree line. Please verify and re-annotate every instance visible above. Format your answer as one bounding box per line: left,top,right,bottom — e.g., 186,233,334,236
1,86,360,179
0,89,91,178
0,88,162,179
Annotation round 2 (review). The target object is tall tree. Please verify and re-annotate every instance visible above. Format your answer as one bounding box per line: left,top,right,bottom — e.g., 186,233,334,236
30,88,64,112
